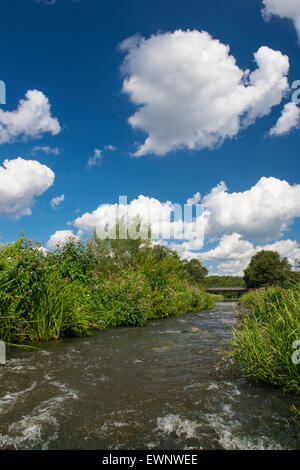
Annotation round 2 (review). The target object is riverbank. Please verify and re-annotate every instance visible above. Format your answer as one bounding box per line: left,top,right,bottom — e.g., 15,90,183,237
0,234,215,344
229,286,300,427
230,286,300,395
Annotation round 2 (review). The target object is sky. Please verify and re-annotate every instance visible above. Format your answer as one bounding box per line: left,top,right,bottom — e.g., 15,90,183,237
0,0,300,275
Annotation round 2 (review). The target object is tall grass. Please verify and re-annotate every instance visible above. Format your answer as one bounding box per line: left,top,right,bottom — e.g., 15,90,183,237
0,234,214,344
230,286,300,394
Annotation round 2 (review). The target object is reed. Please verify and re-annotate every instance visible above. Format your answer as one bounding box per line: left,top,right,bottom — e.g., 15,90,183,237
230,286,300,395
0,234,214,344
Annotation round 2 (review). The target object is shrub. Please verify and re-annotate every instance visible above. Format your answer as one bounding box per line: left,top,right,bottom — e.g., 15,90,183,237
47,239,95,283
0,236,96,343
90,270,153,327
0,236,47,343
211,293,225,302
0,233,214,344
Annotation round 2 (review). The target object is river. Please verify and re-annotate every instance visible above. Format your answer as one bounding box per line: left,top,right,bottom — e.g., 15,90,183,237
0,302,299,450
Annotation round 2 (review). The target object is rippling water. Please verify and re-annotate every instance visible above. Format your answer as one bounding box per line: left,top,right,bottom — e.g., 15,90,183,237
0,302,299,450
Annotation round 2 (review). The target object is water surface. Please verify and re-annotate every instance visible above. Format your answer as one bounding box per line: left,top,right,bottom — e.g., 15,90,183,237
0,302,299,450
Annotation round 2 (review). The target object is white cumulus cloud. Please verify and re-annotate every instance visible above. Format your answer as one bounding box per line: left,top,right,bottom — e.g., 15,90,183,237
203,176,300,241
198,234,300,276
46,230,79,250
262,0,300,41
120,30,289,156
269,102,300,135
198,233,255,262
73,194,204,249
0,90,61,145
0,157,55,218
186,192,201,205
69,175,300,274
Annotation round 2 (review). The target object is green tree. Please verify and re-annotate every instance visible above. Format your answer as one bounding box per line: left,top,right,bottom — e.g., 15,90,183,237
182,258,208,284
206,275,245,287
243,250,292,288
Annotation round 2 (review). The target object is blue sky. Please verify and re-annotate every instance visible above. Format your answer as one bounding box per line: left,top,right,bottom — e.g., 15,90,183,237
0,0,300,275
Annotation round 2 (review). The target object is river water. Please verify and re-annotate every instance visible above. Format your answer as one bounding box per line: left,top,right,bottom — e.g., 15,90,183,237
0,302,299,450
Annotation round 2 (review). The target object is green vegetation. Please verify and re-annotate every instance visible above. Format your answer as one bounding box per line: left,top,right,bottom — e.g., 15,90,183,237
230,250,300,424
211,293,225,302
230,285,300,395
206,276,245,298
206,275,245,288
243,250,292,289
0,231,214,344
291,405,300,426
182,258,208,284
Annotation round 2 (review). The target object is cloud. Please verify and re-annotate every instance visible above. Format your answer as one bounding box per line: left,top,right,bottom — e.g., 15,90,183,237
70,174,300,274
186,192,201,205
46,230,78,250
262,0,300,41
0,157,55,218
72,194,204,249
0,90,61,145
37,246,49,255
87,145,116,168
256,238,300,265
32,146,61,155
198,233,300,275
50,194,64,209
198,233,255,262
87,149,102,168
73,195,177,236
35,0,80,4
104,145,117,152
269,102,300,135
120,30,289,156
35,0,57,4
203,176,300,241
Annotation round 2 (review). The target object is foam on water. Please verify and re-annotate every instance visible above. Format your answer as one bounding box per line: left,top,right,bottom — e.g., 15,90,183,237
205,403,283,450
0,381,79,450
155,414,200,439
0,382,37,414
3,357,36,372
0,302,297,450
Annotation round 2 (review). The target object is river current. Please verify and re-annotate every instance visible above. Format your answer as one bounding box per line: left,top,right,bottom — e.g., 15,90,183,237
0,302,299,450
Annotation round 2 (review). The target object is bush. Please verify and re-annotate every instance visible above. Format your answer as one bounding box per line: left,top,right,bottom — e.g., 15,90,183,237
0,233,214,344
211,293,225,302
0,237,96,343
90,270,153,327
47,239,95,283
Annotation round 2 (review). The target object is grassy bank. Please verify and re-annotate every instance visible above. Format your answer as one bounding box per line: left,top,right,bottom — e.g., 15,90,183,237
0,233,214,344
210,293,225,302
230,286,300,395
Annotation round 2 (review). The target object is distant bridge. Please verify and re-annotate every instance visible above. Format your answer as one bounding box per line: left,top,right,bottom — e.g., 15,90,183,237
206,287,248,295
